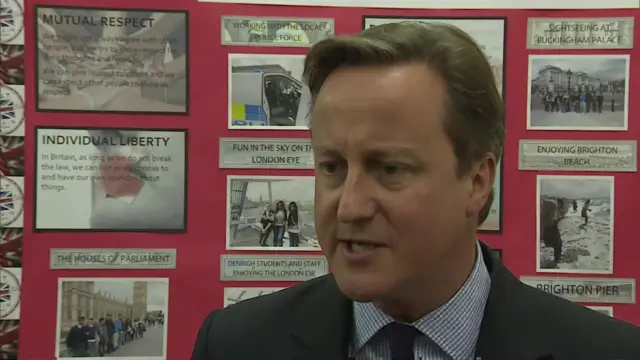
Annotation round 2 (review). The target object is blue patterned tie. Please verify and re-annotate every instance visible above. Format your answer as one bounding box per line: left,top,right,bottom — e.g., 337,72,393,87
381,322,419,360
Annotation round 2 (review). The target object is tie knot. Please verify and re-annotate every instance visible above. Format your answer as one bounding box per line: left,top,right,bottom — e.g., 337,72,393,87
382,322,419,337
381,322,419,360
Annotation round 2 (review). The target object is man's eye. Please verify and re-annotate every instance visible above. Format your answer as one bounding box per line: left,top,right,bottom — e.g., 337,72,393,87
382,165,401,175
318,162,338,175
377,162,409,177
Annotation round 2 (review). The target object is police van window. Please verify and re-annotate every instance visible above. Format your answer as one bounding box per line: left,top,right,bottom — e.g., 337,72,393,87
263,74,302,126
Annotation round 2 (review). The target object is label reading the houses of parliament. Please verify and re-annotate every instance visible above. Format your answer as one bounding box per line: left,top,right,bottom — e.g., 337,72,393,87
518,140,637,172
520,276,636,304
50,249,177,269
219,138,314,169
221,255,328,281
527,18,634,49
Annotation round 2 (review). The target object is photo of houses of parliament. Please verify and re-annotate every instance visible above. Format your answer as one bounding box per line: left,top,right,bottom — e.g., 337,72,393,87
59,281,148,331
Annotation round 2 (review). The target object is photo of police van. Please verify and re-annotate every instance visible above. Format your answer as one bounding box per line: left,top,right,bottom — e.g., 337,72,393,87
230,62,310,129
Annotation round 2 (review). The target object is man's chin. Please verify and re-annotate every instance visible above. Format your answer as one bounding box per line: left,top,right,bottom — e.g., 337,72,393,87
334,273,390,302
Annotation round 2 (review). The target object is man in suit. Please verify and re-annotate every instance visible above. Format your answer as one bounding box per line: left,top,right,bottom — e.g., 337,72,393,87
191,22,640,360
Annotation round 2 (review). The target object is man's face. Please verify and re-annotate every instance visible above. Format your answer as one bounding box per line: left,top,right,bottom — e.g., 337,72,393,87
79,319,85,325
312,63,485,302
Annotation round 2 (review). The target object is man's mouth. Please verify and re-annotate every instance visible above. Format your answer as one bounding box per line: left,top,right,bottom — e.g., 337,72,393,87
345,241,381,253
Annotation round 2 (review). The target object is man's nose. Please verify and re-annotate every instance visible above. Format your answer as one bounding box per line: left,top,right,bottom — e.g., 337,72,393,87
336,170,376,223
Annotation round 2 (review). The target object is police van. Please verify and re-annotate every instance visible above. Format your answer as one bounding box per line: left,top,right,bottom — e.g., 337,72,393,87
231,66,309,127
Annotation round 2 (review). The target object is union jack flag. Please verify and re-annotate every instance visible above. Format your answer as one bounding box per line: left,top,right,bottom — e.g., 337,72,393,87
0,96,17,125
0,189,16,213
0,280,11,306
0,320,19,359
0,229,21,267
0,3,16,31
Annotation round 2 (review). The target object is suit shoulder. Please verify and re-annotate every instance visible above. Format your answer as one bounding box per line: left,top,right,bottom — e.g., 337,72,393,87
192,276,338,358
521,284,640,356
212,275,333,328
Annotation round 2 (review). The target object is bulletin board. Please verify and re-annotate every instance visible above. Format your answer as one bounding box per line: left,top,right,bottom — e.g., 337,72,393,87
1,0,639,359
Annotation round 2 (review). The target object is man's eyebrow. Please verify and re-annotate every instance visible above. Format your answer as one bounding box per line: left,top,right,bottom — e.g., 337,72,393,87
313,145,421,159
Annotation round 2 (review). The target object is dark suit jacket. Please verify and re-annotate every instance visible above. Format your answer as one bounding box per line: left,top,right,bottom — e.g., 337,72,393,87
191,243,640,360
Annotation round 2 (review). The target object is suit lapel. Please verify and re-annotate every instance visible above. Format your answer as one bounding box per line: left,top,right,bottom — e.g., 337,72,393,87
475,243,555,360
282,276,352,360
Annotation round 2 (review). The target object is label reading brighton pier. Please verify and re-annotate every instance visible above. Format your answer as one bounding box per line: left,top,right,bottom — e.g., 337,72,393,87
50,249,177,269
520,276,635,304
518,140,637,172
527,18,634,49
221,16,334,47
221,255,328,281
219,138,313,169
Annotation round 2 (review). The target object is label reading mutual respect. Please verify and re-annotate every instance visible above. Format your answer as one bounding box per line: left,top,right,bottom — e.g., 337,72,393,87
527,18,634,49
50,249,177,269
221,16,334,47
220,255,328,281
518,140,637,172
520,276,635,304
219,138,314,169
40,13,156,28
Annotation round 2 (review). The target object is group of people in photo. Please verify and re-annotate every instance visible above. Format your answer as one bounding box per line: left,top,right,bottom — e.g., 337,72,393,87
259,200,302,247
64,313,163,357
540,197,593,266
539,88,614,114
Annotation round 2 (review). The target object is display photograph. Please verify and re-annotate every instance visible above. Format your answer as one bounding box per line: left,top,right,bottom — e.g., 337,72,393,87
35,6,188,113
537,175,614,274
226,175,319,251
56,278,168,359
34,127,187,232
228,54,310,130
528,55,629,131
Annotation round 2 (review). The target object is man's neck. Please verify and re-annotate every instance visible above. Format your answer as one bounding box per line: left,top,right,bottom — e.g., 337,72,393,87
375,237,478,322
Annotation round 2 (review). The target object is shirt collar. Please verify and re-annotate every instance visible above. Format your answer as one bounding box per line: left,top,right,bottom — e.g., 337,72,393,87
352,241,491,360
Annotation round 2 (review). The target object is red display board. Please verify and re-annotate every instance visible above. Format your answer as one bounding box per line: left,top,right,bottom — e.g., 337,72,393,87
6,0,640,359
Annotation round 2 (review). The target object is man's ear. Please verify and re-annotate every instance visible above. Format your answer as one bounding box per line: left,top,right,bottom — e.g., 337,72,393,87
466,153,497,219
